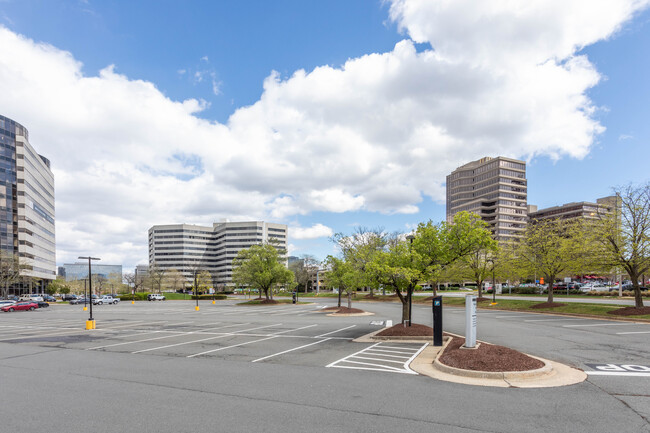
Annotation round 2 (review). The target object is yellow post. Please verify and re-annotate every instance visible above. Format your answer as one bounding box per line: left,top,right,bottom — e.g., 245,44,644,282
195,306,200,311
83,306,87,311
131,300,135,304
212,300,215,305
85,320,95,330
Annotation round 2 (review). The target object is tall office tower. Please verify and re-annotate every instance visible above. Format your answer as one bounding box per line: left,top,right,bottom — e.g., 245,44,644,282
0,115,56,292
148,221,288,286
446,156,527,242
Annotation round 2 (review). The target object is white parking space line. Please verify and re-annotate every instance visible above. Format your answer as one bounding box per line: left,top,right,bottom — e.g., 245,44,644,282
495,315,534,319
327,342,427,375
132,334,233,354
524,318,587,322
271,324,317,335
563,323,638,328
187,336,278,358
616,331,650,335
86,323,251,350
315,325,356,338
251,338,331,363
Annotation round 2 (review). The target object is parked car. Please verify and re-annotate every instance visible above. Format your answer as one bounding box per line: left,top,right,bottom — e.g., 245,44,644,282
19,294,43,302
36,301,49,308
1,302,38,312
42,295,57,302
147,293,166,301
580,283,608,292
92,295,120,305
69,297,88,305
62,294,78,301
0,300,17,308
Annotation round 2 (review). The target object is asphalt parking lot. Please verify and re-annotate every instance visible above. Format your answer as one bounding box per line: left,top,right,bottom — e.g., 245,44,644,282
1,298,649,433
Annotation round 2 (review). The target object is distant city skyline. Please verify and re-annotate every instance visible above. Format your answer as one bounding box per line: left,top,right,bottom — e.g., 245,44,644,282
1,1,650,269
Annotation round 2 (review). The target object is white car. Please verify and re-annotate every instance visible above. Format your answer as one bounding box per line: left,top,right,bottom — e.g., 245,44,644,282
147,294,166,301
0,300,17,308
580,283,608,292
19,294,43,302
92,295,120,305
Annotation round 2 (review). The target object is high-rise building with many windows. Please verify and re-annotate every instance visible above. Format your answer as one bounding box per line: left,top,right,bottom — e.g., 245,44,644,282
148,221,287,286
446,156,527,242
0,115,56,291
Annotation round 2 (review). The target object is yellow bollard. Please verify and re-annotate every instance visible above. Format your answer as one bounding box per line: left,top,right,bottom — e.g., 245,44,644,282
132,300,135,304
83,306,87,311
85,320,95,330
212,300,216,305
195,306,200,311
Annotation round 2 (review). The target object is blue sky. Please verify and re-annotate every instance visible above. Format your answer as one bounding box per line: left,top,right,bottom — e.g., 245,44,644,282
1,0,650,268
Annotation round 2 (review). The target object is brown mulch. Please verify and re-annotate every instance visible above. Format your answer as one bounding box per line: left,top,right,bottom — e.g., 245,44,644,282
376,323,434,337
476,297,492,303
530,302,566,309
439,337,545,372
259,299,279,305
607,306,650,316
332,306,365,314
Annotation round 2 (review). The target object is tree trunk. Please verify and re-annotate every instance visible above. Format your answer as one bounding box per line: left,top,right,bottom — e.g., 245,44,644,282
476,278,484,298
347,291,351,309
402,299,409,324
546,275,554,303
337,288,342,307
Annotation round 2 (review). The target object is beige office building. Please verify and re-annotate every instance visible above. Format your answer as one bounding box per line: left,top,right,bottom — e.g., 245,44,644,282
528,196,618,222
446,156,527,242
148,221,288,286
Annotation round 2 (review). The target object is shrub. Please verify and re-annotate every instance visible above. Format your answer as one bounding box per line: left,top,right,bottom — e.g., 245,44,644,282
511,287,538,295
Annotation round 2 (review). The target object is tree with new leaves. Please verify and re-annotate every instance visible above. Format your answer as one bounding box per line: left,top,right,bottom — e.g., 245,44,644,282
323,255,360,308
332,227,388,297
455,218,499,298
148,262,166,293
197,270,212,294
370,212,495,323
289,255,318,293
590,185,650,308
124,272,144,294
0,252,29,299
232,243,294,301
164,268,185,293
517,217,585,303
46,278,70,296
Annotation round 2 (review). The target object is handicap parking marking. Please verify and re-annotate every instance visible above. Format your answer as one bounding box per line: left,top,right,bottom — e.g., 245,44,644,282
585,363,650,377
326,342,428,374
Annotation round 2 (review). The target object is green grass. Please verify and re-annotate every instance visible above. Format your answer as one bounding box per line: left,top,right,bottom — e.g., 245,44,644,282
414,296,650,320
237,299,311,305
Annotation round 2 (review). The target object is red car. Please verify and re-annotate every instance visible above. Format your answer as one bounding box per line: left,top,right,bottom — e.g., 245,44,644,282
1,302,38,312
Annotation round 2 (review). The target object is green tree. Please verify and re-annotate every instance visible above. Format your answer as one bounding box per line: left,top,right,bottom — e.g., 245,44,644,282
232,244,294,300
455,219,499,298
369,212,495,323
591,185,649,308
197,270,212,294
46,278,70,296
323,255,360,308
332,227,388,297
289,255,318,293
517,218,584,303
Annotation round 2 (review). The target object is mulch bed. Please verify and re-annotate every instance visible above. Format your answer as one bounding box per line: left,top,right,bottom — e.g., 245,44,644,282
259,299,279,305
530,302,566,309
607,306,650,316
476,297,492,303
376,323,434,337
439,337,545,372
332,306,365,314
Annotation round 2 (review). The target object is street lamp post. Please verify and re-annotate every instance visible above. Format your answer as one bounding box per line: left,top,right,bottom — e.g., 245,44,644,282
488,258,496,305
406,234,415,327
79,256,100,329
194,270,199,311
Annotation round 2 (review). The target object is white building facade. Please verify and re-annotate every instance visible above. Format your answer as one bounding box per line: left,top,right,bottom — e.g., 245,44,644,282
148,221,288,286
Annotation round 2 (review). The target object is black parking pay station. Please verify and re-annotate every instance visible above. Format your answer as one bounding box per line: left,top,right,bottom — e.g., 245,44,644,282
292,292,297,304
432,296,443,346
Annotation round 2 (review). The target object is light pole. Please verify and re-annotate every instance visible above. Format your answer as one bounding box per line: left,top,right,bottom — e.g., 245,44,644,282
79,256,100,329
488,258,496,305
194,270,199,311
406,234,415,327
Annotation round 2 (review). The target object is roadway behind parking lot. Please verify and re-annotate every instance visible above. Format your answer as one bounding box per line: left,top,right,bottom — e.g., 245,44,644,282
0,299,648,432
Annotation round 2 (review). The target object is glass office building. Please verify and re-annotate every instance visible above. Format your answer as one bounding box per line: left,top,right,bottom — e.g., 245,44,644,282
0,115,56,292
60,263,123,282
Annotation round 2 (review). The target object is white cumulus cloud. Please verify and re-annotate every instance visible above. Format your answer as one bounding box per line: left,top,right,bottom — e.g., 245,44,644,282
0,0,647,267
290,224,334,240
